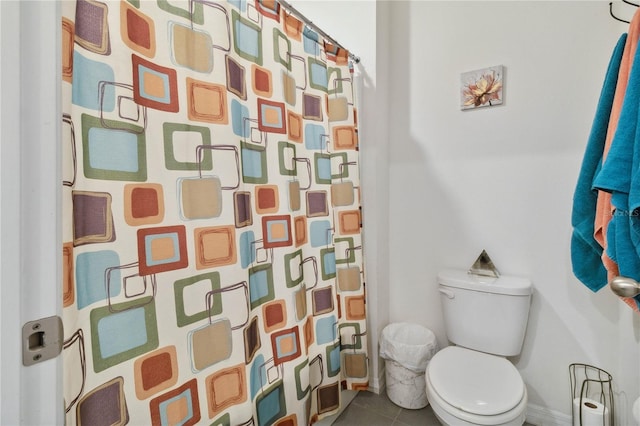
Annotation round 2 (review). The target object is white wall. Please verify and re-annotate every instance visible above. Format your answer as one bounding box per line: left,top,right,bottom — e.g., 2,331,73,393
0,1,63,424
299,0,640,423
386,0,640,423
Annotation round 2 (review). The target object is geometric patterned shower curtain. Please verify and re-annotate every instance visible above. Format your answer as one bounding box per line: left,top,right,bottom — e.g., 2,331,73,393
60,1,367,425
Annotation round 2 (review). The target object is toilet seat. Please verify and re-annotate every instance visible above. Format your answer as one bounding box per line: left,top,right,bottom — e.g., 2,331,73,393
426,346,527,425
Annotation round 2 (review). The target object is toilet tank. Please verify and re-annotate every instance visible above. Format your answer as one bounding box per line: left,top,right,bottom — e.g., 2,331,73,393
438,269,533,357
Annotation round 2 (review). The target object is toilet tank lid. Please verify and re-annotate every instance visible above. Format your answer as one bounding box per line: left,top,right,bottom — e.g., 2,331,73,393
438,269,532,296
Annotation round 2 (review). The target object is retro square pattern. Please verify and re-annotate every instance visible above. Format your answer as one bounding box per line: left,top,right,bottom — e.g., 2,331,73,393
194,225,237,269
252,65,273,97
149,379,201,426
81,114,147,182
124,183,165,226
257,99,287,134
121,2,156,58
133,346,179,400
205,364,247,419
132,55,179,112
262,215,293,248
76,377,127,425
256,185,280,214
137,225,189,275
72,190,115,246
62,2,366,425
74,0,111,55
170,23,213,73
186,78,229,124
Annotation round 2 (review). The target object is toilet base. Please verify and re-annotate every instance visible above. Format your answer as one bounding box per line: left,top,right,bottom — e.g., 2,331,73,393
426,369,527,426
429,397,526,426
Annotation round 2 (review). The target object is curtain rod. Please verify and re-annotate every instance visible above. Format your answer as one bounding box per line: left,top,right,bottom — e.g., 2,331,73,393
277,0,361,63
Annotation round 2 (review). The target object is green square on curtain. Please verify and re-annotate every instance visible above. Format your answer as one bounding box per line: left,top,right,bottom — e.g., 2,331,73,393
174,272,221,327
162,123,212,171
284,249,304,287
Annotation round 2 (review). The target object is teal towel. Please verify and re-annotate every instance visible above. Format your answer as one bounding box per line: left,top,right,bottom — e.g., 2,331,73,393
571,34,626,291
595,31,640,300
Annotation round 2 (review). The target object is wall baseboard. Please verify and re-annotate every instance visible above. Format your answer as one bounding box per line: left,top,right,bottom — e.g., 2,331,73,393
369,366,385,395
526,403,571,426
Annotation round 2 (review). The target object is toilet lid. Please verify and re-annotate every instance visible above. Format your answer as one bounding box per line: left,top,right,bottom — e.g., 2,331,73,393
428,346,524,416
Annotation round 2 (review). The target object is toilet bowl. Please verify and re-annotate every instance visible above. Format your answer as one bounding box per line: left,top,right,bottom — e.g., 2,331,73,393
425,346,528,426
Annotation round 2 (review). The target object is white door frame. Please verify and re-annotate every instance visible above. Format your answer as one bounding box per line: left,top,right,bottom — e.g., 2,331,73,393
1,1,63,424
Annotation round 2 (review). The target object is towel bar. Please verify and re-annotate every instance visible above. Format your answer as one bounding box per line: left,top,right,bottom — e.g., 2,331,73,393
609,276,640,297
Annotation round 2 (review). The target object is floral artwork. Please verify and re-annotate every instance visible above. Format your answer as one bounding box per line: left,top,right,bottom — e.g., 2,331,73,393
461,65,504,110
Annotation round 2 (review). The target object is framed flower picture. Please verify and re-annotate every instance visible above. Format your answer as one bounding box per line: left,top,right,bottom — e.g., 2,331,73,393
460,65,504,110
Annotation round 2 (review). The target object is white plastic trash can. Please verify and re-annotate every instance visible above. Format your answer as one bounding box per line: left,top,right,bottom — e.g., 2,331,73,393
379,322,438,409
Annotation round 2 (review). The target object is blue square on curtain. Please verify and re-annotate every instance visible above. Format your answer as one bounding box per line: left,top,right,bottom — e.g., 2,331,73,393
231,99,251,138
308,58,328,91
314,153,332,184
72,51,115,111
231,10,263,65
304,123,326,151
320,248,336,279
97,308,148,358
76,250,121,309
241,142,268,184
316,315,337,345
249,354,267,400
303,27,321,56
239,230,256,268
248,264,274,309
309,220,331,247
88,128,139,172
228,0,247,11
256,382,286,426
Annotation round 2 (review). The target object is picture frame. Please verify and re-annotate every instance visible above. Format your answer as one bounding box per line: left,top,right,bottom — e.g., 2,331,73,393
460,65,504,110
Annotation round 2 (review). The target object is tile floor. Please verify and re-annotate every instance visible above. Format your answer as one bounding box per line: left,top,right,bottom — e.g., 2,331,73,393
332,391,537,426
331,391,440,426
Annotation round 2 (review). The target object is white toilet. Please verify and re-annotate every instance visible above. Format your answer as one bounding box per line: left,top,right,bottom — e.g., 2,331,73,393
425,269,533,426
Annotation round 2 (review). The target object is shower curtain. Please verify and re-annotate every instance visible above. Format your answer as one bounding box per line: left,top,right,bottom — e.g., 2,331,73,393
61,1,367,424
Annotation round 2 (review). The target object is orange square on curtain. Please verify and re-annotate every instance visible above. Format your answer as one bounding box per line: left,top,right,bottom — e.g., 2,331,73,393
282,12,303,40
256,0,280,21
62,18,74,82
293,216,307,247
274,415,298,426
120,1,156,58
257,99,286,134
194,225,237,269
287,111,303,143
205,364,247,419
262,215,293,248
132,55,179,112
133,346,178,400
345,295,366,320
149,379,200,426
263,300,287,332
187,77,228,124
124,183,164,226
252,65,273,97
137,225,188,275
338,210,361,235
62,242,74,307
256,185,279,214
333,126,358,150
303,316,314,352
